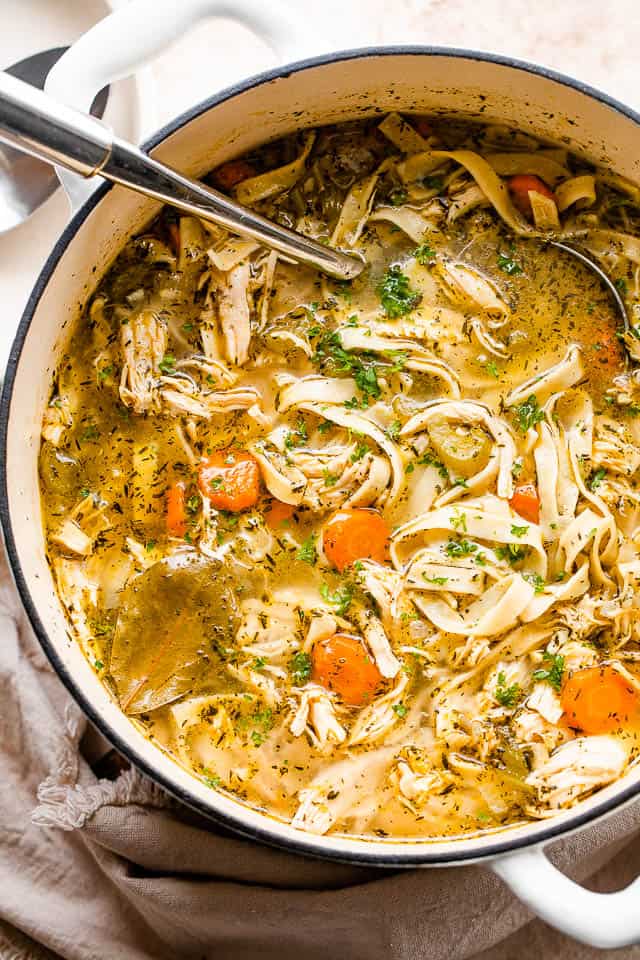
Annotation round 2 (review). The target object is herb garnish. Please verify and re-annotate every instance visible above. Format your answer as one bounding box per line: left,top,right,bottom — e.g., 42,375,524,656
514,395,544,433
511,524,529,537
588,467,607,491
320,582,354,616
533,650,565,691
497,252,523,275
377,266,422,318
445,539,477,558
159,353,176,374
414,243,436,265
290,651,312,685
495,671,522,708
523,572,545,594
297,534,317,565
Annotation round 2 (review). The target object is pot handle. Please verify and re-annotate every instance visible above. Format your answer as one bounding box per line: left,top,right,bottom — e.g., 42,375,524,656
44,0,309,211
492,845,640,948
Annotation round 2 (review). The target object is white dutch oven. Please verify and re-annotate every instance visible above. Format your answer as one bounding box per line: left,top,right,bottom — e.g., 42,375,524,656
2,0,640,947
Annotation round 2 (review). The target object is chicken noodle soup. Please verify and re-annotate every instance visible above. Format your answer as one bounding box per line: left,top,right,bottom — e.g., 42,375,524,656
40,115,640,839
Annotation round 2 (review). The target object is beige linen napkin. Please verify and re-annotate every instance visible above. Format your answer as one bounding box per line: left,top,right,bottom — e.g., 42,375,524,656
1,550,639,960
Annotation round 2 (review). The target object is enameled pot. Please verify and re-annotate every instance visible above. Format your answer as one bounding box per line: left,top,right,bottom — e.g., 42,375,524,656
2,0,640,946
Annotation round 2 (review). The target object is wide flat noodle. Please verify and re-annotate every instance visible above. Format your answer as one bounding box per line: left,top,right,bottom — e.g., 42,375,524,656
236,131,316,205
555,175,596,212
398,149,535,235
331,172,380,248
377,112,430,154
484,152,569,186
505,347,584,408
416,573,535,637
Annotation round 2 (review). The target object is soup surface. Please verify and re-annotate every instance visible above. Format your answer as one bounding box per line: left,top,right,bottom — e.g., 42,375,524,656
40,114,640,840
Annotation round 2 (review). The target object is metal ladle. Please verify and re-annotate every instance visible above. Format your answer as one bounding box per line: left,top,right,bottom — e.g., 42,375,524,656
0,48,108,232
0,70,363,281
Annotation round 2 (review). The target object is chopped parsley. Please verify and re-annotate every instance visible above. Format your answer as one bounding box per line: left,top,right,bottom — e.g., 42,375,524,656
159,353,176,374
417,451,449,480
97,364,113,384
588,467,607,491
253,656,266,670
496,543,528,565
533,650,565,691
423,175,444,190
485,360,499,378
511,524,529,537
186,494,200,513
615,277,628,295
514,395,544,434
377,266,422,318
320,582,353,616
145,540,156,553
203,773,221,789
422,574,449,585
290,651,312,685
389,188,408,206
297,534,317,565
386,419,402,440
285,419,308,449
392,703,409,718
495,672,522,708
79,424,100,442
322,469,339,487
414,242,437,265
313,331,381,405
497,252,523,275
450,510,468,533
523,572,545,594
445,539,477,558
350,441,370,463
94,659,104,671
511,459,524,479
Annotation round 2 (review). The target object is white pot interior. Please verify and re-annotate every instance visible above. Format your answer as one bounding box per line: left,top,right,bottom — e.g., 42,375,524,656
5,50,640,864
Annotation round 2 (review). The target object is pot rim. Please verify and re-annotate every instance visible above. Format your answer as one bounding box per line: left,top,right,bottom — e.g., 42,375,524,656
3,44,640,867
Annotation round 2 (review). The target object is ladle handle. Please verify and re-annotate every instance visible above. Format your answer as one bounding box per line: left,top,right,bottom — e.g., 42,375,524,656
0,71,363,281
0,71,112,176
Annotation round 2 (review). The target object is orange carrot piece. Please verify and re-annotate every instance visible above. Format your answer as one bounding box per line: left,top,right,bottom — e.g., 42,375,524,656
509,483,540,524
508,174,556,218
311,633,383,706
412,117,432,138
322,508,391,572
197,450,261,512
590,323,624,370
265,500,296,529
166,481,187,537
213,159,256,192
167,222,180,255
561,665,640,734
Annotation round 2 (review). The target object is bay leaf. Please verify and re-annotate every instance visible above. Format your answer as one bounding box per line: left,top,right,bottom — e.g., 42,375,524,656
110,553,239,714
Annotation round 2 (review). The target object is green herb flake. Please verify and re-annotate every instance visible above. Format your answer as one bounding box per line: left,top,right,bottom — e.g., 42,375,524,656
159,353,176,374
511,524,529,537
253,656,266,671
392,703,409,718
377,266,422,318
390,188,408,206
320,582,354,617
445,539,477,558
497,252,523,276
495,671,522,708
485,360,499,378
414,242,436,265
496,543,527,565
290,651,312,685
386,419,402,440
514,395,544,434
450,510,468,533
322,469,339,487
532,650,565,691
350,441,370,463
97,364,113,384
523,572,545,594
297,534,317,565
145,540,156,553
422,574,449,586
588,467,607,491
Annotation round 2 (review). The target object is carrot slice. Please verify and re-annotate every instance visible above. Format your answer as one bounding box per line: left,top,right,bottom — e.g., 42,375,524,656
509,483,540,524
412,117,432,138
322,508,391,572
265,500,296,529
213,159,256,192
508,174,556,218
166,481,187,537
311,633,383,706
167,222,180,255
561,665,640,733
197,450,261,512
